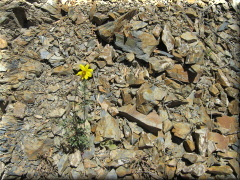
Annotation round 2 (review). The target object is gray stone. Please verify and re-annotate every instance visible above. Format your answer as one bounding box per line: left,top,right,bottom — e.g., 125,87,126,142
86,169,97,179
69,150,82,167
105,169,118,180
131,20,148,30
115,31,159,62
0,161,5,176
194,128,208,156
97,9,138,43
40,3,61,18
39,49,51,59
57,154,70,176
185,45,204,64
48,55,65,67
92,13,108,25
162,24,175,52
182,163,206,177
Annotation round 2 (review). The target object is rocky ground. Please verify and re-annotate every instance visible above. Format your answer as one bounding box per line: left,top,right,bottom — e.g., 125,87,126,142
0,0,240,179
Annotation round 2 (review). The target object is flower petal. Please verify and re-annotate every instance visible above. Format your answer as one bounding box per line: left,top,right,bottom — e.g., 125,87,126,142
79,64,85,71
76,71,83,76
84,74,89,79
85,64,89,70
87,68,93,72
86,71,92,77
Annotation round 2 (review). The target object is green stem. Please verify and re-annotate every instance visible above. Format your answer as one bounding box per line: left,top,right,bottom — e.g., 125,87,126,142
83,80,86,122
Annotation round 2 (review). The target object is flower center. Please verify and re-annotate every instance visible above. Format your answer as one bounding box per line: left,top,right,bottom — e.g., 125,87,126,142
82,71,86,77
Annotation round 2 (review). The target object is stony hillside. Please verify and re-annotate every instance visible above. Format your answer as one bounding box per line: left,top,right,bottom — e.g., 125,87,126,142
0,0,239,179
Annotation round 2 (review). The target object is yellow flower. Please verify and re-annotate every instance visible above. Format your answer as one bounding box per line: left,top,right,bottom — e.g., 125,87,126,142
76,64,93,80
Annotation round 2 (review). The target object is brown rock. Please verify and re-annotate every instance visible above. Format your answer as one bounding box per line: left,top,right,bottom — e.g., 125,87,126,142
218,150,238,159
165,165,176,179
116,166,132,177
136,83,154,115
189,64,203,82
228,159,240,177
92,13,108,25
98,44,114,65
186,8,198,18
98,76,111,93
207,165,233,175
152,24,162,38
121,89,132,105
149,56,174,73
183,139,195,152
48,108,66,118
96,60,106,68
83,159,98,168
228,99,239,115
208,132,229,152
187,0,197,4
164,78,181,90
52,65,73,76
95,112,121,142
209,84,220,96
126,52,135,62
138,132,156,148
89,0,96,21
216,116,238,134
164,93,188,108
163,119,173,133
0,37,7,49
172,122,192,139
119,104,162,135
23,136,54,161
209,51,224,67
180,32,198,43
167,158,178,167
107,106,119,117
110,149,141,161
86,51,99,63
21,60,43,76
166,64,199,83
225,87,239,98
216,69,232,87
228,133,238,145
13,101,26,119
22,91,35,104
183,153,199,164
126,73,145,86
199,106,214,129
13,36,28,46
48,85,60,93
